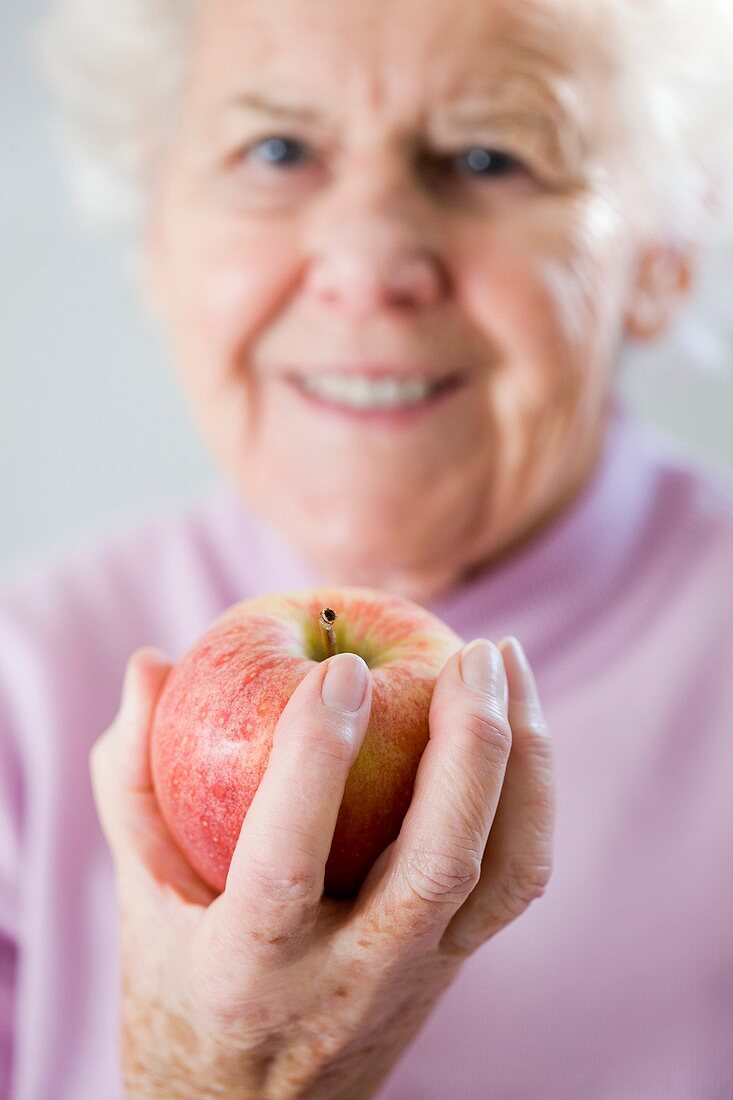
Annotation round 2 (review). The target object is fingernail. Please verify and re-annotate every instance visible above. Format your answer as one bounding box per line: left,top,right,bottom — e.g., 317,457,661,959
499,636,531,682
498,637,545,720
321,653,369,713
461,639,508,709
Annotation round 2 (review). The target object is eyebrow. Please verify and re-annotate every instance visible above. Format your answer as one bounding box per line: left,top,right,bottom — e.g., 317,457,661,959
439,79,588,155
226,90,577,129
443,76,581,128
224,92,326,125
440,107,558,135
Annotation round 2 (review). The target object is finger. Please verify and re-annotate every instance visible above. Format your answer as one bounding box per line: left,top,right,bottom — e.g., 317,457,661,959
439,635,556,959
211,652,371,960
355,639,511,955
90,647,171,836
90,647,215,906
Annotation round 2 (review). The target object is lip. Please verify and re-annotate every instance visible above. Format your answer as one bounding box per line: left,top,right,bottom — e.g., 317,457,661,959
280,364,465,385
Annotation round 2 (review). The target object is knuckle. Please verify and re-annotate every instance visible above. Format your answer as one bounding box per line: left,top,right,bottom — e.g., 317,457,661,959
513,726,556,780
461,709,512,754
246,851,322,905
494,859,553,920
405,844,482,903
524,711,552,743
513,697,544,735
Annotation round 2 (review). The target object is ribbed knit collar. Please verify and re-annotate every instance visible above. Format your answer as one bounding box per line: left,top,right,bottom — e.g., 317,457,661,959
427,395,659,664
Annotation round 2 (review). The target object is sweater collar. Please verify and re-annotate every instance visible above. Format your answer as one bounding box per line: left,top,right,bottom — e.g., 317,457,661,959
427,394,659,667
214,394,658,670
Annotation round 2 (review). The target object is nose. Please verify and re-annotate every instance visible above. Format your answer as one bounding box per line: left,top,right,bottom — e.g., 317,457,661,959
302,170,450,319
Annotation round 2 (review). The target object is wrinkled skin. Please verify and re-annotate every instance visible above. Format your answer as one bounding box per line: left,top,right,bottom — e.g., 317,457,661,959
145,0,694,605
93,638,554,1097
95,0,698,1094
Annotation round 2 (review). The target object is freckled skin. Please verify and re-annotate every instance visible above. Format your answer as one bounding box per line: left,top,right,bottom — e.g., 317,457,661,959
151,586,462,897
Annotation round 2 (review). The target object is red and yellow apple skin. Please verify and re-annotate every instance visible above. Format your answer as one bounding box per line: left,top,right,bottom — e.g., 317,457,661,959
150,586,463,899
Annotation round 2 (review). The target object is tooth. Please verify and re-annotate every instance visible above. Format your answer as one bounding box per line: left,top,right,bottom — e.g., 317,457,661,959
349,377,374,406
314,378,345,398
300,372,440,408
372,378,399,405
323,377,361,403
403,379,431,402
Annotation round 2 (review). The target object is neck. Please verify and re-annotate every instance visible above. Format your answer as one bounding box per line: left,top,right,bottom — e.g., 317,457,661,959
307,425,608,607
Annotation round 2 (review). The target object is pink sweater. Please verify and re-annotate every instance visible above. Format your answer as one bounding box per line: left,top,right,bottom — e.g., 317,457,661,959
1,396,732,1099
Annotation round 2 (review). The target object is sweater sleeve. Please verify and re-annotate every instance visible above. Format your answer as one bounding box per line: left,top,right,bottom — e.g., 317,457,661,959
0,621,26,1100
0,934,16,1100
0,722,21,1100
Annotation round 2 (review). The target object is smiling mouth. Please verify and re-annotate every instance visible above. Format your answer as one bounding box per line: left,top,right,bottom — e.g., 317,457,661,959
282,370,467,415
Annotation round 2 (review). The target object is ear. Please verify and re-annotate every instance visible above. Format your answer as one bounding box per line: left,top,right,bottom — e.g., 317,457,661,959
623,241,696,342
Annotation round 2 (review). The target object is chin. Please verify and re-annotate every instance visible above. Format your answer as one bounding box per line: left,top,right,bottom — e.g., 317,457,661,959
240,470,479,602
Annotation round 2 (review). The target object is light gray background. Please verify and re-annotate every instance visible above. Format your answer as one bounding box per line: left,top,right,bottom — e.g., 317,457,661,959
2,3,732,582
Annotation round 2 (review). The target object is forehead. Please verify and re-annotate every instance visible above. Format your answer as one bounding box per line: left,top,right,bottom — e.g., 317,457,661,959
191,0,612,113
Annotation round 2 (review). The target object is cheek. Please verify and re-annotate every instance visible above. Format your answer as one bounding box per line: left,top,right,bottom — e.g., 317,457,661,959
460,192,633,382
536,197,634,365
165,225,301,384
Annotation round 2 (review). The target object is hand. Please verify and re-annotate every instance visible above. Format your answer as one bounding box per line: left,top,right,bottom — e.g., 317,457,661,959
90,635,555,1099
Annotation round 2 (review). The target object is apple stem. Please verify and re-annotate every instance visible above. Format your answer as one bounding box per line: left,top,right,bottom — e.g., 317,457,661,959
319,608,339,657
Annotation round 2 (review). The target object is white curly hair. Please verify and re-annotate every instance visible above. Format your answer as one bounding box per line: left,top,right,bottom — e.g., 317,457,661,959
33,0,733,372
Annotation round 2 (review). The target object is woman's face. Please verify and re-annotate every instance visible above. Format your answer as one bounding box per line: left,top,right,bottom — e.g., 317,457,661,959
146,0,686,602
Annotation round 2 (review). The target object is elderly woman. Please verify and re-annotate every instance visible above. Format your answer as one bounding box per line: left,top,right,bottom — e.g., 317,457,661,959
2,0,733,1096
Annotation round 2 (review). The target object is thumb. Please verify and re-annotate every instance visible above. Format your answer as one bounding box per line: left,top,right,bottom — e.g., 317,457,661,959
90,647,171,857
117,647,172,787
97,647,172,791
91,647,216,906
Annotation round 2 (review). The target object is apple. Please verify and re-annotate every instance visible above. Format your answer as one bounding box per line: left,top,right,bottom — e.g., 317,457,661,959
150,586,463,899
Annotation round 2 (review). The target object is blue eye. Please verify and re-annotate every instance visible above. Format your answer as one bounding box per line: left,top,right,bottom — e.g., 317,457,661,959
250,136,311,167
456,147,522,177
